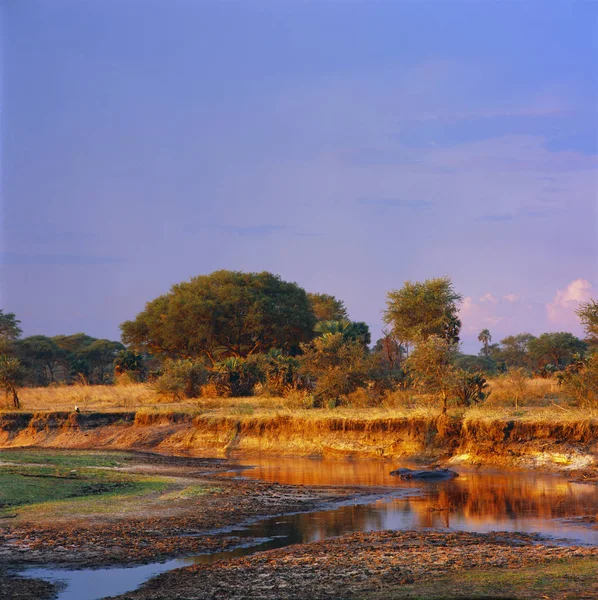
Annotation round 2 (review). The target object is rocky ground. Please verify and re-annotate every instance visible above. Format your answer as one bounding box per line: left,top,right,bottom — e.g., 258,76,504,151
107,530,598,600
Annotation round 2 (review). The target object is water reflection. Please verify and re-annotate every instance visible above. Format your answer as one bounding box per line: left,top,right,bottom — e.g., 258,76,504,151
225,457,598,544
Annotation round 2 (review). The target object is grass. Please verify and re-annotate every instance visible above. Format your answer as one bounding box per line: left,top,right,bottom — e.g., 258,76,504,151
0,449,198,517
3,380,596,432
364,557,598,599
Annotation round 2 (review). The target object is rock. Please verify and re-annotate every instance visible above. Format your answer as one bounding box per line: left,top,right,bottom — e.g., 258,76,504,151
389,468,459,480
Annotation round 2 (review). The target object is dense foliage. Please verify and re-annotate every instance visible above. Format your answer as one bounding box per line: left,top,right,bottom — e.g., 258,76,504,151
120,270,316,363
2,278,596,411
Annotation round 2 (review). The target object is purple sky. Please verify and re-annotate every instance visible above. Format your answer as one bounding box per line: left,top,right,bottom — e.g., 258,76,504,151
1,0,597,354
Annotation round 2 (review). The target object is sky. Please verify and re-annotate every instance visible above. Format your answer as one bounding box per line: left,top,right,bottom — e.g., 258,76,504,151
1,0,597,354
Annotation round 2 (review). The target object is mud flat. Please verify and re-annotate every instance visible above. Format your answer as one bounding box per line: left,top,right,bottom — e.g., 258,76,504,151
108,531,598,600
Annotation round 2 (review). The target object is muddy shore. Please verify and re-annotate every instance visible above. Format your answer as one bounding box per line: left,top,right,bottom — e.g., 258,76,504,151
0,454,380,569
108,530,598,600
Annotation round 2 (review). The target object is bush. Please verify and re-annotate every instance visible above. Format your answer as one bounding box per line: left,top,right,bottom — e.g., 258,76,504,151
212,357,263,397
153,359,208,401
559,354,598,409
453,371,490,407
299,334,369,407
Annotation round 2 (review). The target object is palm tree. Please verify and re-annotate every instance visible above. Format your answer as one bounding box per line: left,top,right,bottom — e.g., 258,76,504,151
478,329,492,358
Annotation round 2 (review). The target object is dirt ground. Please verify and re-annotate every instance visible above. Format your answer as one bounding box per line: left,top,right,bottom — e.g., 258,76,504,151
107,530,598,600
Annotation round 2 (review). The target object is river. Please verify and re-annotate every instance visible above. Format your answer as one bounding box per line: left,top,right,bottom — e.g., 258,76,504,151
21,456,598,600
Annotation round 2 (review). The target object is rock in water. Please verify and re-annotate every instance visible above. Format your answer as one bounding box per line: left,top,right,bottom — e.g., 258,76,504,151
389,468,458,480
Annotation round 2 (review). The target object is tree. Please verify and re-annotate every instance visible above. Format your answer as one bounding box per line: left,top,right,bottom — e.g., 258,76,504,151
121,271,316,364
52,333,97,381
15,335,66,385
494,333,536,369
527,332,586,370
406,335,458,413
0,356,25,408
477,329,492,358
80,339,125,383
372,331,405,371
576,299,598,347
314,319,371,348
0,310,22,355
0,310,22,342
307,293,348,322
383,277,463,346
454,354,496,374
343,321,371,348
114,349,146,378
299,333,369,406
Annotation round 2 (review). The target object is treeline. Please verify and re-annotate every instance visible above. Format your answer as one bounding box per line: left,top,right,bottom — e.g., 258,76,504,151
1,270,597,410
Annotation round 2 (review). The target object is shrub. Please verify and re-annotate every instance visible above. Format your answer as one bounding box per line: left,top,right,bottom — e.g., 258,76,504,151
212,357,263,397
153,359,208,401
559,354,598,409
453,371,490,407
299,333,369,407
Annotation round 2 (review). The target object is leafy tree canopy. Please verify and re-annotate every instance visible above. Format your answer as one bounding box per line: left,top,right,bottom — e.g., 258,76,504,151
576,299,598,345
120,270,316,363
0,310,22,353
307,293,348,322
527,332,586,368
492,333,536,369
383,277,463,346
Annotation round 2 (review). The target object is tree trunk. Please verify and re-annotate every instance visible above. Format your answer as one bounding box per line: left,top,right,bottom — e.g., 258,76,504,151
12,388,20,409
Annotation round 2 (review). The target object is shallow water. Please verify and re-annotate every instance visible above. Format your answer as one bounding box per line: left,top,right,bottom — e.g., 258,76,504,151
21,456,598,600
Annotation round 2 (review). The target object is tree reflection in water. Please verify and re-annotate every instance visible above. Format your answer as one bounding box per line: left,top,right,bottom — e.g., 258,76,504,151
220,457,598,544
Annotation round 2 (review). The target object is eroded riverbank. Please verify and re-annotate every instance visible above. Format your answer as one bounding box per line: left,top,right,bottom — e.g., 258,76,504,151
1,409,597,477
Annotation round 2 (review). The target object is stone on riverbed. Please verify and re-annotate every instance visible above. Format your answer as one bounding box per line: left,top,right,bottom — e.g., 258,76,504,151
390,468,459,480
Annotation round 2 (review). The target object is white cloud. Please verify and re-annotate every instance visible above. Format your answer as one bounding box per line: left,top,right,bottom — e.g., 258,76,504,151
479,292,498,303
503,294,520,302
546,279,593,331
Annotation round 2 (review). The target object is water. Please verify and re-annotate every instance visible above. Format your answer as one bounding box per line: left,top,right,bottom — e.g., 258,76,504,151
20,456,598,600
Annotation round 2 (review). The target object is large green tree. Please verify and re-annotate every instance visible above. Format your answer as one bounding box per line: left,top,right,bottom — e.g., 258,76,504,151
121,270,316,363
383,277,463,346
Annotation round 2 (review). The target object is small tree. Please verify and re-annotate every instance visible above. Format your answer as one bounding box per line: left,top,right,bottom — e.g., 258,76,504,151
0,356,25,408
299,333,369,407
406,335,458,413
478,329,492,358
576,299,598,348
504,367,529,409
384,277,463,346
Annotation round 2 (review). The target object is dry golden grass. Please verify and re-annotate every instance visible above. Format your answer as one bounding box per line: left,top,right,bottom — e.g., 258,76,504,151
5,377,594,426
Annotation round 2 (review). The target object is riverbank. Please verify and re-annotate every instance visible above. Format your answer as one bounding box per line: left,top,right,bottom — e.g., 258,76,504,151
1,405,597,476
